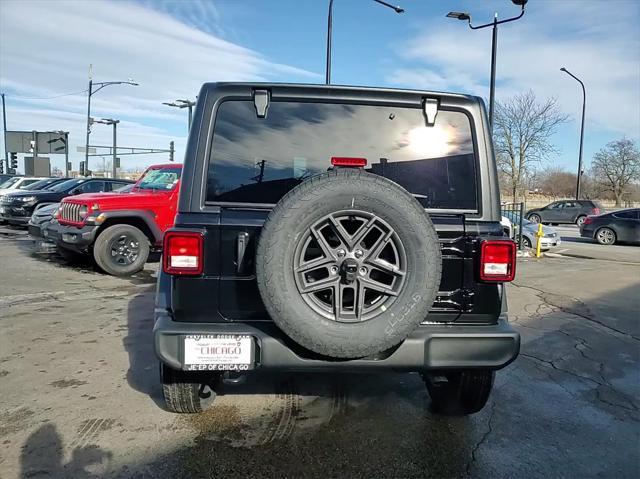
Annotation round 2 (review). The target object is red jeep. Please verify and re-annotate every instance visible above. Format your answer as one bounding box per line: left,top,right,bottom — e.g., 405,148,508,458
54,163,182,276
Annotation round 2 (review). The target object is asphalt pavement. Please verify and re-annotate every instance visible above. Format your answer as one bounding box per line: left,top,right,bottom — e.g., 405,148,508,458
0,225,638,478
550,225,640,263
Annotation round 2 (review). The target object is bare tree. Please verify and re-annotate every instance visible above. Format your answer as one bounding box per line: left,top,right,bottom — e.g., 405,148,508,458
591,138,640,206
537,167,576,198
493,91,568,202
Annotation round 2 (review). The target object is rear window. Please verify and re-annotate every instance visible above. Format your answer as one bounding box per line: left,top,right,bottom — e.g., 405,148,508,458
206,100,478,210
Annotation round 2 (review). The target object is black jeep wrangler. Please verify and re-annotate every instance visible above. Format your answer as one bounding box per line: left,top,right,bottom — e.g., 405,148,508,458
154,83,519,415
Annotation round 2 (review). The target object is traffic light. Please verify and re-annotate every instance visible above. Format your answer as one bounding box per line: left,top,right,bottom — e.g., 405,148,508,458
79,161,85,176
10,152,18,170
169,141,174,162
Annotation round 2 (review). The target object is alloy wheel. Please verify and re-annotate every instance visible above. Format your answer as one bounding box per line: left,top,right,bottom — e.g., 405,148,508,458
293,210,407,323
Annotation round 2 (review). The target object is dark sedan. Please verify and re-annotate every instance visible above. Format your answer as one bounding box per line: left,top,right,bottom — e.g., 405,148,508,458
0,177,133,226
580,209,640,245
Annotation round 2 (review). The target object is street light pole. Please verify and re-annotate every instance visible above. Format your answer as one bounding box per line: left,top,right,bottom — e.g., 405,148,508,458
1,93,8,173
561,67,586,200
447,1,527,131
85,77,137,172
489,13,498,128
162,99,196,131
85,79,92,173
92,118,120,178
325,0,404,85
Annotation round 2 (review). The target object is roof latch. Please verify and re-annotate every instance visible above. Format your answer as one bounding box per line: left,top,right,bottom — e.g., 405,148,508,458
423,97,439,126
254,90,270,118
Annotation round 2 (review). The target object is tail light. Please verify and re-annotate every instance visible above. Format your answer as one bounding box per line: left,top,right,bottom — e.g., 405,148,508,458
591,208,600,215
479,240,516,282
583,216,594,226
331,157,367,167
163,231,204,275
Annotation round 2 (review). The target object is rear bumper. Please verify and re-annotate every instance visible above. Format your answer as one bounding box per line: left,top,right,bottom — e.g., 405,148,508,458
154,314,520,372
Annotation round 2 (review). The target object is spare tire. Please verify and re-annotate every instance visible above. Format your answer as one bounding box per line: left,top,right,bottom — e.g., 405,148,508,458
256,168,442,358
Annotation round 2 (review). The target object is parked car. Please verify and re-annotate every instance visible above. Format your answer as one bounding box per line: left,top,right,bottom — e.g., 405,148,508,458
526,200,603,227
0,177,132,226
0,176,48,195
0,174,16,184
580,209,640,245
21,177,70,191
114,183,134,193
27,202,60,247
52,163,181,276
153,82,519,416
503,211,560,250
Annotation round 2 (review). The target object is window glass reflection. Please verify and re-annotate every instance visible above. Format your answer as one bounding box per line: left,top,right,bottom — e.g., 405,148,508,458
207,101,477,209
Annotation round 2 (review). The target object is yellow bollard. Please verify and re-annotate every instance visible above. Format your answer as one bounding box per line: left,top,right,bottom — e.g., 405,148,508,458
535,223,543,258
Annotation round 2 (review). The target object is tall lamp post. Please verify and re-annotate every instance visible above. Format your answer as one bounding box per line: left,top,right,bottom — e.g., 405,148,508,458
560,67,586,200
447,0,528,130
163,99,196,130
326,0,404,85
85,78,137,172
91,118,120,178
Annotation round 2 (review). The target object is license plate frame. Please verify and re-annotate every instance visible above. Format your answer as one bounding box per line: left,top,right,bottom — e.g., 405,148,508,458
182,334,255,371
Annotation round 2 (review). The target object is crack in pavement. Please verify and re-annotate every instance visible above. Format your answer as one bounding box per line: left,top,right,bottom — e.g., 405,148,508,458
520,353,639,413
465,400,497,477
512,282,640,342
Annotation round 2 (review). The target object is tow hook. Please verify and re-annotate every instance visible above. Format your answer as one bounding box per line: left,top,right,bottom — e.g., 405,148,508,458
222,371,246,385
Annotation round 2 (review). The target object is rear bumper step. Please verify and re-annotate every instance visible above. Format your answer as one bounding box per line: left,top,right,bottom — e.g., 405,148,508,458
154,315,520,372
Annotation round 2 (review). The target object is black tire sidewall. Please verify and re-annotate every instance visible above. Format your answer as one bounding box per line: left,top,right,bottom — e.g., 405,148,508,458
256,170,442,358
93,224,150,276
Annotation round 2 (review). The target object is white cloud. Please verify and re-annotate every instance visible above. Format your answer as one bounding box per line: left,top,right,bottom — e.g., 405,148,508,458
388,1,640,139
0,0,318,172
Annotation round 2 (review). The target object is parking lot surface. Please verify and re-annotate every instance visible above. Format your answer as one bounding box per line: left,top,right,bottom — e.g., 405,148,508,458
1,226,638,478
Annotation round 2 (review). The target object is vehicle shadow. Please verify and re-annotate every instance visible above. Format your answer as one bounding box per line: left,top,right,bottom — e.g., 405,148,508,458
124,290,165,409
20,423,112,478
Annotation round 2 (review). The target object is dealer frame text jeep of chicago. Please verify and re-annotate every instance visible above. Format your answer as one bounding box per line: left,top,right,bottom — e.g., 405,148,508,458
154,83,520,415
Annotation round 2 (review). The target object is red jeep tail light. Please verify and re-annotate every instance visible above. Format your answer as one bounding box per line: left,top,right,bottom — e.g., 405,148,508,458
163,232,204,275
592,208,600,215
331,157,367,167
480,240,516,282
583,216,594,226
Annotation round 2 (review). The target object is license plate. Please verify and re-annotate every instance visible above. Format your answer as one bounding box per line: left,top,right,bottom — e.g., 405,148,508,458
183,334,254,371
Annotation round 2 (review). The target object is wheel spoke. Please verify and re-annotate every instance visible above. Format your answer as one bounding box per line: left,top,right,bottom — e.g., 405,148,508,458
295,257,335,274
348,216,377,249
327,215,351,250
361,277,399,297
365,230,393,261
311,226,337,259
299,276,339,294
365,258,405,277
355,281,366,321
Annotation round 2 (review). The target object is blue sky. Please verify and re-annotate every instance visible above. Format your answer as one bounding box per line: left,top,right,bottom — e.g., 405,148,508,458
1,0,639,175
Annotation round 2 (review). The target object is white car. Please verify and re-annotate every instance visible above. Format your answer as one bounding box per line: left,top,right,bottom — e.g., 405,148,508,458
0,176,48,195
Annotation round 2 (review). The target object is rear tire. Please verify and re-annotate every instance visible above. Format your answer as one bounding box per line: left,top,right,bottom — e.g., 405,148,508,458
576,215,587,227
595,227,616,245
160,363,219,414
93,224,149,276
528,214,541,223
424,370,494,415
